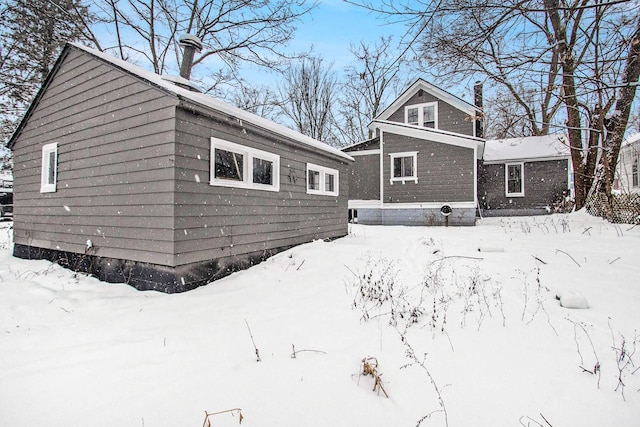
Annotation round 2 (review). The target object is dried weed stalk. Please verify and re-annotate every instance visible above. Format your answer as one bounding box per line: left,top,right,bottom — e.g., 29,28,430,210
202,408,243,426
359,356,389,398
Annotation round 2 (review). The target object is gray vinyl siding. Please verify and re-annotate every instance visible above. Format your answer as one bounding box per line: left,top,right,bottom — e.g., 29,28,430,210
386,91,474,136
347,154,380,200
478,159,569,210
11,47,179,266
173,107,349,266
382,132,475,203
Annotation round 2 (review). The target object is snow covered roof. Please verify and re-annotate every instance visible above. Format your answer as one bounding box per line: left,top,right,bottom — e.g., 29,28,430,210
482,134,570,163
12,43,352,162
373,120,483,150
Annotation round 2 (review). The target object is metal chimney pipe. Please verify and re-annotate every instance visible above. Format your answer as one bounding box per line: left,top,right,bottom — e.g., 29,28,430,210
474,81,484,138
179,34,203,80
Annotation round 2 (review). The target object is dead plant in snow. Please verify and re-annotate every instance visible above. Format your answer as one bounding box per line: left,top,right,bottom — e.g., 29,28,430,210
347,256,425,329
202,408,243,426
517,268,557,335
359,356,389,397
567,317,601,388
608,319,639,401
398,329,449,427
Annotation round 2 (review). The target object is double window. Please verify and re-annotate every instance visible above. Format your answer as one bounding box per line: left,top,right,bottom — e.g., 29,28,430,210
405,102,437,128
505,162,524,197
307,163,339,196
40,142,58,193
389,151,418,184
210,138,279,192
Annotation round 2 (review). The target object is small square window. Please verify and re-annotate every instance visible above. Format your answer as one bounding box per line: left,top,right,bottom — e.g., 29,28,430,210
253,157,273,185
423,105,435,128
393,156,414,178
325,173,335,192
308,169,320,191
389,151,418,184
215,148,244,181
407,108,419,126
307,163,339,196
41,142,58,193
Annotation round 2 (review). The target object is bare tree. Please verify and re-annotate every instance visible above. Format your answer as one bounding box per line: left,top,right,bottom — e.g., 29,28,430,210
543,0,640,208
278,57,340,145
348,0,640,210
90,0,316,91
484,90,537,139
233,85,281,122
339,36,405,145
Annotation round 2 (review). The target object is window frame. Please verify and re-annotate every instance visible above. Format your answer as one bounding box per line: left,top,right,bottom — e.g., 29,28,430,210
404,102,438,129
505,162,525,197
40,142,58,193
389,151,418,184
633,155,639,188
306,163,339,196
210,137,280,192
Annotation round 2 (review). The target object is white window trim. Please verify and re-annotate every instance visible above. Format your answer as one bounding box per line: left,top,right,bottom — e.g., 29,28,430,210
404,102,438,129
306,163,339,196
40,142,58,193
505,162,525,197
210,137,280,192
389,151,418,185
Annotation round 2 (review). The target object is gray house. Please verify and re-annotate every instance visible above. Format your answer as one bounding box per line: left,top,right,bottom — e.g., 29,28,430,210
343,79,483,226
478,134,572,216
7,43,353,293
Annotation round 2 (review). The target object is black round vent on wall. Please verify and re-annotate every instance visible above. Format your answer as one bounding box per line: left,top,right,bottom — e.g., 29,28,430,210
440,205,452,217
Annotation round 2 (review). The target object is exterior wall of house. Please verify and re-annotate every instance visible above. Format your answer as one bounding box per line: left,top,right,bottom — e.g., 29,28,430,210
386,91,475,136
616,142,640,194
346,153,380,201
11,47,180,267
347,131,476,226
382,132,475,203
172,106,350,268
478,159,569,215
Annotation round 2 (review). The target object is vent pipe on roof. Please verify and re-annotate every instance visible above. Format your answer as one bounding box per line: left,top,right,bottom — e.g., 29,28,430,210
474,81,484,139
179,34,203,80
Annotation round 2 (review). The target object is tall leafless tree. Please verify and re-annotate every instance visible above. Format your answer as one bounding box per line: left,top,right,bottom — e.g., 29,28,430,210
278,56,340,144
338,36,405,145
233,85,281,122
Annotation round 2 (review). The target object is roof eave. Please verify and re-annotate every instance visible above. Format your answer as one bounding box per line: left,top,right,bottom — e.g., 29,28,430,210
375,78,480,123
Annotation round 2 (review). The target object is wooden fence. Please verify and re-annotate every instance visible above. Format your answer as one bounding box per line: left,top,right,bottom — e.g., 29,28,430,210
585,192,640,224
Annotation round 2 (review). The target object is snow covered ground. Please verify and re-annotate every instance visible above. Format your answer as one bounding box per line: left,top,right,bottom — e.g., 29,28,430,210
1,213,639,426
